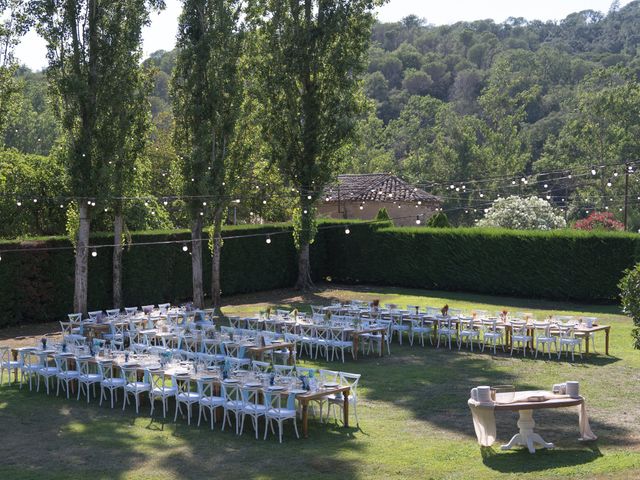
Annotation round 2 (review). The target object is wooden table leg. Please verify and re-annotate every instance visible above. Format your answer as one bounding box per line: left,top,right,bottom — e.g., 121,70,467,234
12,350,19,382
605,328,610,355
288,346,294,365
380,331,385,357
301,401,309,438
343,388,350,428
585,334,590,355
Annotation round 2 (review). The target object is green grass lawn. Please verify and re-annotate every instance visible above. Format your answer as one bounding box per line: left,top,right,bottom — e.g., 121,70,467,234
1,284,639,480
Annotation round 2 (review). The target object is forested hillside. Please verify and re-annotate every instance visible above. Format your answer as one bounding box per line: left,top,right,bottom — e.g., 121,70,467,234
3,0,640,235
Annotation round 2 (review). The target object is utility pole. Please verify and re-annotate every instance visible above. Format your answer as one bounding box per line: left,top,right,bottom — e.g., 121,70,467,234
624,162,630,231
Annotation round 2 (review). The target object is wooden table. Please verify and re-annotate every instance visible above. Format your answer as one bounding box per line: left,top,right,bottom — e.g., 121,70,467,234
246,342,296,365
349,327,387,360
494,391,586,453
296,385,350,438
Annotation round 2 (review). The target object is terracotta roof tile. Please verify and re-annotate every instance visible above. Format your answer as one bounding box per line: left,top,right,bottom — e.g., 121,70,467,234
322,174,440,203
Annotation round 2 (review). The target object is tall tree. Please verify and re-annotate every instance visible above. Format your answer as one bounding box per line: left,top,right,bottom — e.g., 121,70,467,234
172,0,245,309
31,0,164,314
96,3,158,309
0,0,28,140
248,0,383,290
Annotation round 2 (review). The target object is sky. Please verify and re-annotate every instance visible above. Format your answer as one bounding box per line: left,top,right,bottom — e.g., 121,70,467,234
14,0,634,71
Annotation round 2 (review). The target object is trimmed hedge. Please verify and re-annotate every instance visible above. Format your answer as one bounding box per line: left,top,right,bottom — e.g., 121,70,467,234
1,223,638,327
0,221,352,327
322,226,640,303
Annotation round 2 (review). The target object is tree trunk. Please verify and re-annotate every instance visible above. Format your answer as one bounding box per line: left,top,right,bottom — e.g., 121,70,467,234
74,202,91,315
295,242,313,291
211,208,224,311
112,206,124,309
191,217,204,308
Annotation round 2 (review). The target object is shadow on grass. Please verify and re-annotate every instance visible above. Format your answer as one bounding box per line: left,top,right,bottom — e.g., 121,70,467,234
351,345,635,461
222,283,625,317
0,379,364,480
480,444,603,472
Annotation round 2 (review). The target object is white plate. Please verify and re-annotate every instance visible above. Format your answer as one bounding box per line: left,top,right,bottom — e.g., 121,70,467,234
244,382,262,388
322,382,339,388
267,385,285,391
223,379,239,384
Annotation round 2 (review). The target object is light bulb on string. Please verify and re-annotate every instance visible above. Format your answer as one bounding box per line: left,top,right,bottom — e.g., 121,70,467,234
307,195,312,200
543,184,548,188
303,209,307,214
266,235,272,244
182,243,188,252
416,216,421,225
16,201,21,207
591,167,597,176
418,201,422,205
614,171,619,177
345,227,351,235
33,198,38,203
607,179,612,187
359,203,364,210
91,249,97,258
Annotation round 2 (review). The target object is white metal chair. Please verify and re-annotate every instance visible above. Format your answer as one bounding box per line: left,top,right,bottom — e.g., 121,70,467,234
148,369,177,418
173,374,201,425
122,365,150,414
35,351,58,395
54,354,80,399
329,328,352,362
436,317,456,349
534,322,557,359
327,371,361,426
0,346,21,386
391,313,410,345
18,348,40,390
558,325,583,361
458,318,480,351
77,356,102,403
264,391,299,443
240,386,267,439
510,320,532,356
197,377,224,429
481,319,504,354
98,360,125,408
221,382,243,434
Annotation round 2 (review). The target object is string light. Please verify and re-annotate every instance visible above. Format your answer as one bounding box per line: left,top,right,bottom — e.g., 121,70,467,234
266,235,272,244
607,179,612,187
345,227,350,235
591,167,597,175
415,216,421,225
182,243,188,252
91,249,97,258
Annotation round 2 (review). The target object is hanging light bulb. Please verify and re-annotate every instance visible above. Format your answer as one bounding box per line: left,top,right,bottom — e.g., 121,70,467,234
266,235,272,244
607,179,612,187
359,203,364,210
16,201,21,207
614,170,619,177
163,199,168,206
91,249,97,258
543,183,548,188
591,167,597,175
418,201,422,205
307,195,312,200
345,227,351,235
415,216,421,225
33,198,38,203
202,201,207,206
182,243,188,252
479,192,484,198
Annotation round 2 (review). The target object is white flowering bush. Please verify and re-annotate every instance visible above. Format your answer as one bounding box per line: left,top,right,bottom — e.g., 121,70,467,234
476,195,567,230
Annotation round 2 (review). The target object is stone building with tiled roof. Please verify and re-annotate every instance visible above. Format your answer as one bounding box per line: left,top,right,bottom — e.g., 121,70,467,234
318,173,441,226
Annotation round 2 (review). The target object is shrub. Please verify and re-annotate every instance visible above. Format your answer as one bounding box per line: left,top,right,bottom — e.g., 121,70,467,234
322,226,640,302
619,264,640,349
575,211,624,231
426,212,451,228
476,195,567,230
375,207,391,222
